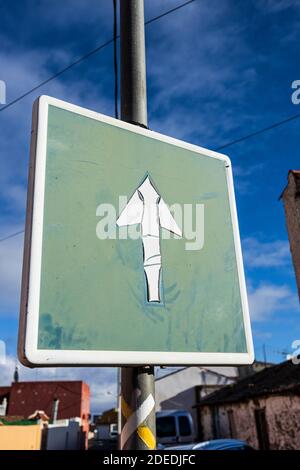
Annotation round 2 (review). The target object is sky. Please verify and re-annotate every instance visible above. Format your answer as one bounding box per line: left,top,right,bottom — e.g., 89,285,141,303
0,0,300,414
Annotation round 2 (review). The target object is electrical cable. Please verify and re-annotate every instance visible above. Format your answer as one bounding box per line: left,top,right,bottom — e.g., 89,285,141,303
0,229,24,243
1,0,300,243
214,111,300,151
0,38,114,113
0,0,197,114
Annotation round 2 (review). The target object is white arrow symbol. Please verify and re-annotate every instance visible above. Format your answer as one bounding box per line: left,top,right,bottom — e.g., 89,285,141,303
116,175,182,303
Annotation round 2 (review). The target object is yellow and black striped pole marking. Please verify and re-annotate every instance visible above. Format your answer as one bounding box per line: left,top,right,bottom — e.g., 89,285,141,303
120,367,156,450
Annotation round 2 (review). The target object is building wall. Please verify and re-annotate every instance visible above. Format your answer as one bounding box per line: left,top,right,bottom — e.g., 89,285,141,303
0,386,11,399
80,382,90,434
155,367,237,440
46,419,83,450
281,171,300,300
259,395,300,450
0,424,42,450
199,406,214,441
7,381,90,437
200,394,300,450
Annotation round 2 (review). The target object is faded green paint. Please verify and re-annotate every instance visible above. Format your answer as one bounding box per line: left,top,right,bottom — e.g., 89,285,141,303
37,105,247,353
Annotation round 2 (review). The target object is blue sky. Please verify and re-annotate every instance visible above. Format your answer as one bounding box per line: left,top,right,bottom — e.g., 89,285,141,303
0,0,300,412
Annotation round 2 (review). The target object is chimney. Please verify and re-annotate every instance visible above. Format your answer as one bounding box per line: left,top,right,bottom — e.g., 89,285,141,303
52,398,60,424
280,170,300,301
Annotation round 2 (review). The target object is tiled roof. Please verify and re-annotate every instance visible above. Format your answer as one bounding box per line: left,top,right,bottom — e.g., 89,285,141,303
196,360,300,406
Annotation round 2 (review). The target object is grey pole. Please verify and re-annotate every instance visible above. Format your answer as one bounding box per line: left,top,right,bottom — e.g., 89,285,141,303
120,0,147,128
119,0,156,450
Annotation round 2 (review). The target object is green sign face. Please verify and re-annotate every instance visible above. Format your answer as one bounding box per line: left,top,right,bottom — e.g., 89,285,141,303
19,96,253,366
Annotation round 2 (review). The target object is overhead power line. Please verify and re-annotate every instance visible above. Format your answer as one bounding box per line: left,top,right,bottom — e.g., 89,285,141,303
2,109,300,245
215,111,300,151
145,0,196,25
0,0,197,113
0,229,24,243
2,0,300,243
2,105,299,244
0,38,115,113
0,0,198,244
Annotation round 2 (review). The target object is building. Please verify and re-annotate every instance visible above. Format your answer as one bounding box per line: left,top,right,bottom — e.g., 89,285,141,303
0,423,42,450
196,360,300,450
0,386,11,401
281,169,300,300
155,366,239,440
0,415,85,450
0,386,10,416
0,381,90,436
237,360,273,379
46,418,85,450
93,408,118,447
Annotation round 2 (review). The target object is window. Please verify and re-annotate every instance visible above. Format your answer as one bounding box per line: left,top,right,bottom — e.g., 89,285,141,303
254,408,269,450
212,406,220,439
156,416,176,438
178,416,192,437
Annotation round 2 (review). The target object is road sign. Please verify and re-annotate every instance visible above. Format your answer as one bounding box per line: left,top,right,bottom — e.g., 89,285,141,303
19,95,254,366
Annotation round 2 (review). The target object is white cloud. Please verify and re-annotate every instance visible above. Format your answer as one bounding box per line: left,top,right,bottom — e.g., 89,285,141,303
258,0,300,13
0,227,24,316
242,237,291,268
248,282,298,321
234,163,264,178
1,184,27,214
252,329,272,340
0,28,123,401
0,41,114,318
38,0,113,28
145,0,260,143
0,3,299,402
0,355,117,414
233,164,264,194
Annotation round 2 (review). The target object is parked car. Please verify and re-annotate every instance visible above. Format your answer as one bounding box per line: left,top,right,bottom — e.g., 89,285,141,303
165,438,255,451
156,410,194,446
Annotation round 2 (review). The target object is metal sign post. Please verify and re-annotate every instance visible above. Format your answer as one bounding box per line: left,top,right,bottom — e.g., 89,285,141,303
119,0,156,451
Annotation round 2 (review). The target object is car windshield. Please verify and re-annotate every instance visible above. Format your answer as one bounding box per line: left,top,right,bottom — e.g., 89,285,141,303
156,416,176,437
178,416,191,436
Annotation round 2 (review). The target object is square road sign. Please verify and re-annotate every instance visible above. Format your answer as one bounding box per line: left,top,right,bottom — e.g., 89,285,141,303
18,95,254,366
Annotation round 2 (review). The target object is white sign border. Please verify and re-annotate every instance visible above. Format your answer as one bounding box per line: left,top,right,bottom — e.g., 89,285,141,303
19,95,254,366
